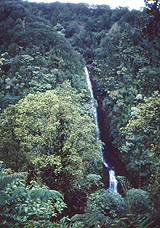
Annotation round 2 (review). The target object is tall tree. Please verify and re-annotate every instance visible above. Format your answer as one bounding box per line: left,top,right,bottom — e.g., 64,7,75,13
0,82,101,191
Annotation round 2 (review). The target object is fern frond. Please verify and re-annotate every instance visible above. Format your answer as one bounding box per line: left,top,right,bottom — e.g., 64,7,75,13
83,212,106,227
71,213,84,222
10,186,29,200
121,221,128,228
30,189,63,202
0,191,9,206
0,173,26,190
0,213,18,224
71,212,107,227
134,217,154,228
84,213,99,226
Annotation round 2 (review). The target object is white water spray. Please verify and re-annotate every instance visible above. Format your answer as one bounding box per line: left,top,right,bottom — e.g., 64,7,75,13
85,67,118,193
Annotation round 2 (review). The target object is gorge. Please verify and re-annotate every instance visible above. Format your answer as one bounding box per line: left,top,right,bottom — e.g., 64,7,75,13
85,67,118,193
0,0,160,227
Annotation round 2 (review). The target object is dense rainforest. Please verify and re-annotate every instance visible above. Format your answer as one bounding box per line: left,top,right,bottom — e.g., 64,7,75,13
0,0,160,227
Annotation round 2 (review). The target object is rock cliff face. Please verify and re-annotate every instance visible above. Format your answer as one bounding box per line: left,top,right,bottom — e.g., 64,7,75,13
97,99,127,191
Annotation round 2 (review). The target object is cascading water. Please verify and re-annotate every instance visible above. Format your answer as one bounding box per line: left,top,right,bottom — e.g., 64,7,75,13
85,67,118,193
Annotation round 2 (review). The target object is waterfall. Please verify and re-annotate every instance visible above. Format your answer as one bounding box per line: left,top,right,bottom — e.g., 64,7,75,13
85,67,118,193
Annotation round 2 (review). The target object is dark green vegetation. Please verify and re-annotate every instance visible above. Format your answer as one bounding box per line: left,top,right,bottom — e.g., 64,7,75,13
0,0,160,227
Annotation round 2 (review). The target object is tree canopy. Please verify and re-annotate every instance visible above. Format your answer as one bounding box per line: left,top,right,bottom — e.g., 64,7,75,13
0,0,160,227
0,82,101,191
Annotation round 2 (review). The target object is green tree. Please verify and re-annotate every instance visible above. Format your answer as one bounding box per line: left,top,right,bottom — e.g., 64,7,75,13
0,82,101,191
143,0,160,39
120,92,160,186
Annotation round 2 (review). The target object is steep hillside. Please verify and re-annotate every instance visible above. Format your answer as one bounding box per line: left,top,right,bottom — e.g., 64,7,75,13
0,0,86,110
0,0,160,227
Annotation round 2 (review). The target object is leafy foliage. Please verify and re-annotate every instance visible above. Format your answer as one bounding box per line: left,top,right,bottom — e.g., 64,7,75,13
0,1,85,110
71,189,126,227
120,92,160,188
0,168,66,227
0,82,101,192
0,0,160,226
